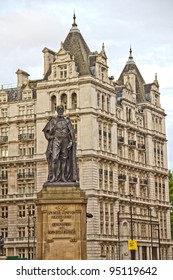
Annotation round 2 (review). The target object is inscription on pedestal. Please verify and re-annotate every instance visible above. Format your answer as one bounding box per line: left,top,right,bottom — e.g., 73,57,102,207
47,206,76,237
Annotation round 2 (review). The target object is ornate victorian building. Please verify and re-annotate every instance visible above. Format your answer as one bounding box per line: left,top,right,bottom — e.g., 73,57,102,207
0,16,172,259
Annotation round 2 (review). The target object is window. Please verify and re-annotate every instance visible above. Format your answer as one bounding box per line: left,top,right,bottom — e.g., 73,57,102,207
1,206,8,218
61,93,67,109
28,183,35,193
17,248,26,258
19,144,26,156
59,65,67,79
28,145,34,156
18,227,25,238
97,92,100,107
28,205,35,216
102,95,105,110
109,170,113,191
1,166,8,179
0,227,8,238
19,106,25,115
0,127,8,137
18,183,26,194
71,92,77,109
1,108,7,117
18,205,26,217
107,96,110,112
22,91,32,100
26,105,33,115
0,93,7,103
51,95,56,112
0,184,8,196
19,126,25,135
27,126,34,135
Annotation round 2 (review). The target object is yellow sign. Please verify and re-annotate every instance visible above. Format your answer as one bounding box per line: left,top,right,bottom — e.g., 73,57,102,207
128,240,138,250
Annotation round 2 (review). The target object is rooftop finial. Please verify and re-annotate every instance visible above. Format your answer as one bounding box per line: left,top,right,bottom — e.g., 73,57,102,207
129,45,133,59
72,11,77,27
155,73,157,80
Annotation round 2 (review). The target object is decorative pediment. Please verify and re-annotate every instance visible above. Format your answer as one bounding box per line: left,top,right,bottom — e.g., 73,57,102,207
55,42,72,63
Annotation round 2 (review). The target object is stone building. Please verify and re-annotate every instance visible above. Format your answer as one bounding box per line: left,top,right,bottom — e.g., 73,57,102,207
0,16,172,259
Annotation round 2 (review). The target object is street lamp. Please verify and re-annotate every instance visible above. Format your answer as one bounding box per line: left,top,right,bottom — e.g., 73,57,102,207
33,216,36,260
86,212,93,223
117,211,121,260
156,223,161,260
148,207,153,260
129,193,135,260
27,206,31,260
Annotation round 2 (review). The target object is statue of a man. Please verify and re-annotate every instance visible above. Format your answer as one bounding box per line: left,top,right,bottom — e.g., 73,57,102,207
0,235,4,255
43,105,78,183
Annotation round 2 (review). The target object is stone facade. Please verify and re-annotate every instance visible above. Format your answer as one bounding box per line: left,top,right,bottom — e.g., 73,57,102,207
0,17,172,260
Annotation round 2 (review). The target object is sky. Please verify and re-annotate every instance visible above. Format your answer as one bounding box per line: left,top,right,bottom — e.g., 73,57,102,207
0,0,173,169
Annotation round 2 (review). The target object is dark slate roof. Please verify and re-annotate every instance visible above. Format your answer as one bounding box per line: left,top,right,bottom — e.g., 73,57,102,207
117,50,149,103
63,20,92,75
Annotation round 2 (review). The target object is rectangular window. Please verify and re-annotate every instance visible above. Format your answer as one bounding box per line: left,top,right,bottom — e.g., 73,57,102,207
1,184,8,196
19,144,26,156
18,227,25,238
1,146,8,157
1,108,7,117
17,248,26,258
28,183,35,193
1,227,8,238
18,183,26,194
59,65,67,79
1,206,8,218
28,146,34,156
28,205,35,216
18,205,26,217
26,105,33,115
19,106,25,116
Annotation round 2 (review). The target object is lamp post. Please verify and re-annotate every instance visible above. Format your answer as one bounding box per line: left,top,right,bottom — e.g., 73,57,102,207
148,207,153,260
86,212,93,223
117,211,120,260
33,216,36,260
155,223,161,260
129,193,135,260
27,206,31,260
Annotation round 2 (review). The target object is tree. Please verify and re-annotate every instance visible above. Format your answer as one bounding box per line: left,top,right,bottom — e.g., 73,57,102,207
168,170,173,238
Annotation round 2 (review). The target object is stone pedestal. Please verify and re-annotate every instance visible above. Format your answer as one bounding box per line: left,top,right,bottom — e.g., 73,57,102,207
36,182,87,260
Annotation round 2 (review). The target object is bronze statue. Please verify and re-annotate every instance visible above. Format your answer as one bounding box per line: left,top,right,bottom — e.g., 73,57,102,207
0,235,4,255
43,105,78,183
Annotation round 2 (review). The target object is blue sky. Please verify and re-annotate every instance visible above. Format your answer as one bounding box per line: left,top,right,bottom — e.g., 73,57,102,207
0,0,173,169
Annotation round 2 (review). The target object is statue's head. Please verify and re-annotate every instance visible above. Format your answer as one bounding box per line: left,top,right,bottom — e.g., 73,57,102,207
56,105,64,116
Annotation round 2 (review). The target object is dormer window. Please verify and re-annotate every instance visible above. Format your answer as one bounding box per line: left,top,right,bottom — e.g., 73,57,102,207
0,93,7,103
59,65,67,79
22,91,32,100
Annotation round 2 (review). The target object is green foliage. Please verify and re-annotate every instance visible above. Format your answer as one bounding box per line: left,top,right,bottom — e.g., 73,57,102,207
168,170,173,238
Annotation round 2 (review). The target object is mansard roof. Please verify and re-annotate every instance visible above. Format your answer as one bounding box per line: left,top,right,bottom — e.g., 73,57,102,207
63,14,92,75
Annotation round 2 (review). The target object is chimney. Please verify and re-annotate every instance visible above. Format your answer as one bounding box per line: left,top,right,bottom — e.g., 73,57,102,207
16,69,30,87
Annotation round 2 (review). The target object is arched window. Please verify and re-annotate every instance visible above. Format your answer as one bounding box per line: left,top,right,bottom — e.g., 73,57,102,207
61,93,67,109
71,92,77,109
51,95,56,113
